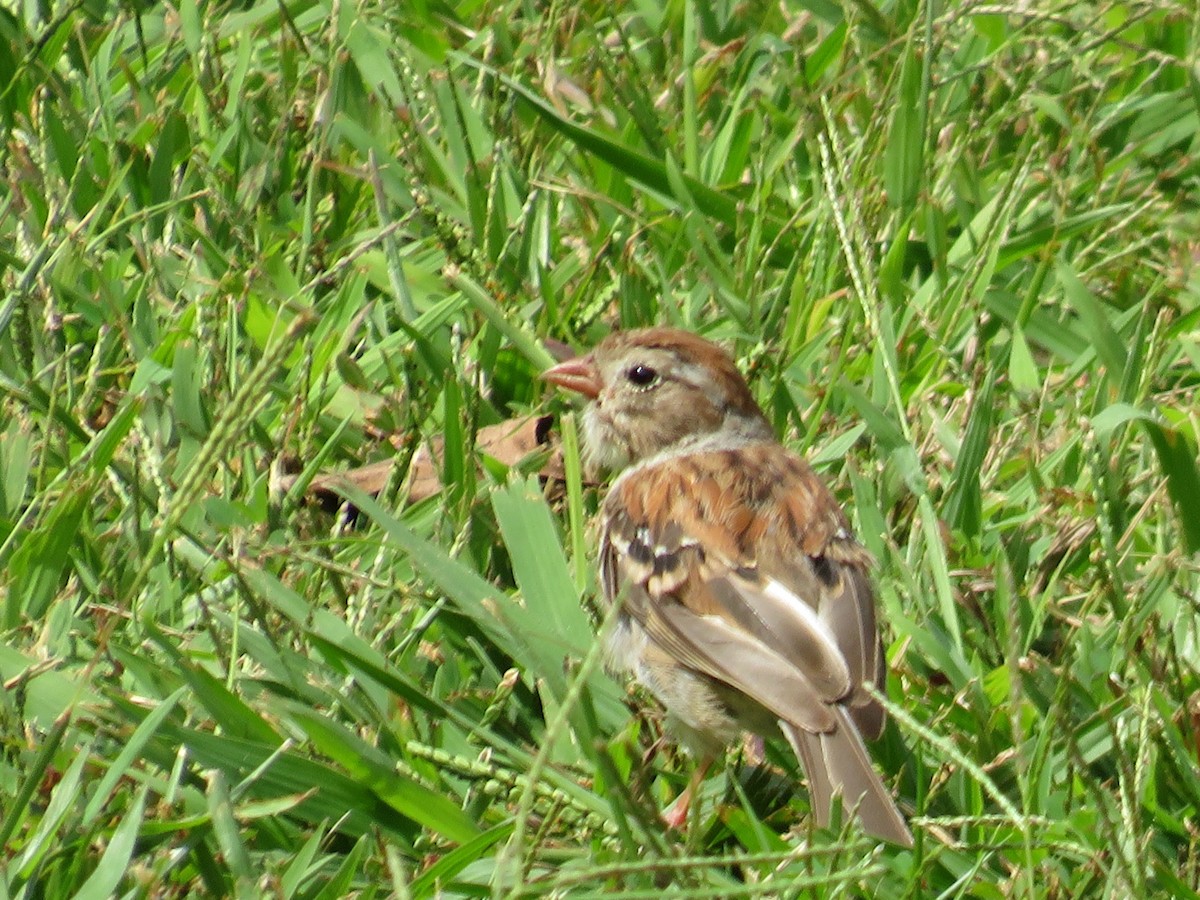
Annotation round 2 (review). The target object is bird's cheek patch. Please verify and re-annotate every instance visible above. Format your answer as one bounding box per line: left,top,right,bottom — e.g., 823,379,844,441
581,407,630,472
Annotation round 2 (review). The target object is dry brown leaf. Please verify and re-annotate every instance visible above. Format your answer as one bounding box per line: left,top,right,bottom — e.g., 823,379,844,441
282,414,571,510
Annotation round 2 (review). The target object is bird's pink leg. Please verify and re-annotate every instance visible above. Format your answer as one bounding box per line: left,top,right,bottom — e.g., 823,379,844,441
662,754,714,829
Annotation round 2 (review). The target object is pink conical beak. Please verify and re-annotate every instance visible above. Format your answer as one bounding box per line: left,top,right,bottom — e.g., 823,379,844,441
541,354,601,399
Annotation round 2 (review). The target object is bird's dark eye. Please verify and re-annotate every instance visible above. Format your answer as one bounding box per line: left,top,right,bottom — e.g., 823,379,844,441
626,364,659,387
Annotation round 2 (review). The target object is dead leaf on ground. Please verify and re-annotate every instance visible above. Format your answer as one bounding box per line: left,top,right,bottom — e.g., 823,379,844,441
279,414,575,512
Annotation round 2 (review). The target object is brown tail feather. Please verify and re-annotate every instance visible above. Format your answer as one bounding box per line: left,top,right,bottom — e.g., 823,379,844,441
781,711,912,847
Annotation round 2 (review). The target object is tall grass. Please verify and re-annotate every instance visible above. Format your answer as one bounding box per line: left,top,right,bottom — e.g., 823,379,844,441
2,0,1198,895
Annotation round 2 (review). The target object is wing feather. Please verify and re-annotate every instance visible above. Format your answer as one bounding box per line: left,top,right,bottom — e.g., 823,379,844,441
637,587,837,732
719,571,851,700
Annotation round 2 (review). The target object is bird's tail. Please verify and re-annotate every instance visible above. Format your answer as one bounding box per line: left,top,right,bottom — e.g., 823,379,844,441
781,708,912,847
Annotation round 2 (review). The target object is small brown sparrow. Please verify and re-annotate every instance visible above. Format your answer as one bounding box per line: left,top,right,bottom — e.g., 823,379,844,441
543,327,912,846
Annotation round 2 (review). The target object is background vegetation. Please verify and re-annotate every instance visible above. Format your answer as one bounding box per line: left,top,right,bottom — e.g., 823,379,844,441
3,0,1199,895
